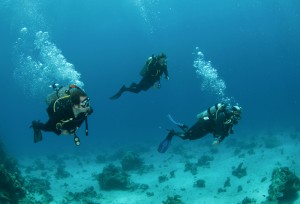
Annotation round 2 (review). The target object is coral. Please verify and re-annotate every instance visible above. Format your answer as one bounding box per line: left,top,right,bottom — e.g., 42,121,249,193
138,184,149,192
0,141,26,203
241,197,256,204
0,165,26,203
232,163,247,178
224,177,231,188
267,167,300,202
98,164,131,190
194,179,205,188
184,161,198,175
54,165,71,179
261,177,267,182
26,177,51,194
170,170,176,178
24,177,53,203
0,140,54,203
120,151,144,171
217,188,226,193
64,186,102,203
146,192,154,197
158,175,169,183
162,195,185,204
197,155,214,167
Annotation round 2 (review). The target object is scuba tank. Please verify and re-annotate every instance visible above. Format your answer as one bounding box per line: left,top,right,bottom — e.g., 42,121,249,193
45,84,70,106
140,56,153,77
196,103,225,120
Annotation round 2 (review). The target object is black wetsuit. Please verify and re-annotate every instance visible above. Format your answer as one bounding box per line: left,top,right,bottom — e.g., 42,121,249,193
126,60,168,93
110,58,169,99
36,97,89,135
172,106,237,143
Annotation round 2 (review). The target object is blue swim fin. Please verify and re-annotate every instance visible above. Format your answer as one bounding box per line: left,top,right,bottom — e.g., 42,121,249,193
157,130,176,153
157,138,171,153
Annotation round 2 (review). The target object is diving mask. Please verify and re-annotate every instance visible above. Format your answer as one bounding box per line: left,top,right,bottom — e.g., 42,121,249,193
80,97,90,108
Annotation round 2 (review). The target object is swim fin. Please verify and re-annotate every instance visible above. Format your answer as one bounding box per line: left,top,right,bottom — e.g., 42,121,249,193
157,138,171,153
31,120,43,143
33,127,43,143
157,130,175,153
110,85,126,100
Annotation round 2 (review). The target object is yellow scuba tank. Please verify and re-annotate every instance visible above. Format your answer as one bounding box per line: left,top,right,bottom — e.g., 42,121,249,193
196,103,224,120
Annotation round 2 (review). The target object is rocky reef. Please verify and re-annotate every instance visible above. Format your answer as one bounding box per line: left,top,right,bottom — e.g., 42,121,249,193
63,186,103,203
162,195,185,204
0,139,56,203
232,162,247,178
121,151,144,171
0,140,26,204
267,167,300,202
97,163,131,190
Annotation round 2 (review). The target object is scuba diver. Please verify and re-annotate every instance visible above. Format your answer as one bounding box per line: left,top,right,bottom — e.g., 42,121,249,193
157,103,242,153
110,53,169,100
31,84,93,146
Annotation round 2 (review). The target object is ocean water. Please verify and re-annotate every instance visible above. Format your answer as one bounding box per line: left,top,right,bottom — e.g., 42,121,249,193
0,1,300,202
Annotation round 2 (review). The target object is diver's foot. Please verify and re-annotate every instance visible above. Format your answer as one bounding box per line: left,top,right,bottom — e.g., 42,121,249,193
109,85,126,100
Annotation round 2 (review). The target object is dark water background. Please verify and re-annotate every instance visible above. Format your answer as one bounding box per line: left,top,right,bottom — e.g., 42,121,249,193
0,0,299,156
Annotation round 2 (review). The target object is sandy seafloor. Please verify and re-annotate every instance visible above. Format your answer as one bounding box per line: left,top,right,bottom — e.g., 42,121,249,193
17,130,300,204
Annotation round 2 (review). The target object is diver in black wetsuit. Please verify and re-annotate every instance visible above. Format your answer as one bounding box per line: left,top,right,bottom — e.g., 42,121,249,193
158,103,242,153
31,85,93,145
110,53,169,99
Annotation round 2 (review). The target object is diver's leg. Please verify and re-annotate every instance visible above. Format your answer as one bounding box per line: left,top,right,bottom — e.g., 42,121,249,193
126,82,142,93
183,119,213,140
32,120,54,131
109,85,127,100
127,77,155,93
178,124,189,132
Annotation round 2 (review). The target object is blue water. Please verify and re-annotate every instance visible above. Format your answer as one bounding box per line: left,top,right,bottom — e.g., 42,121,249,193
0,0,299,157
